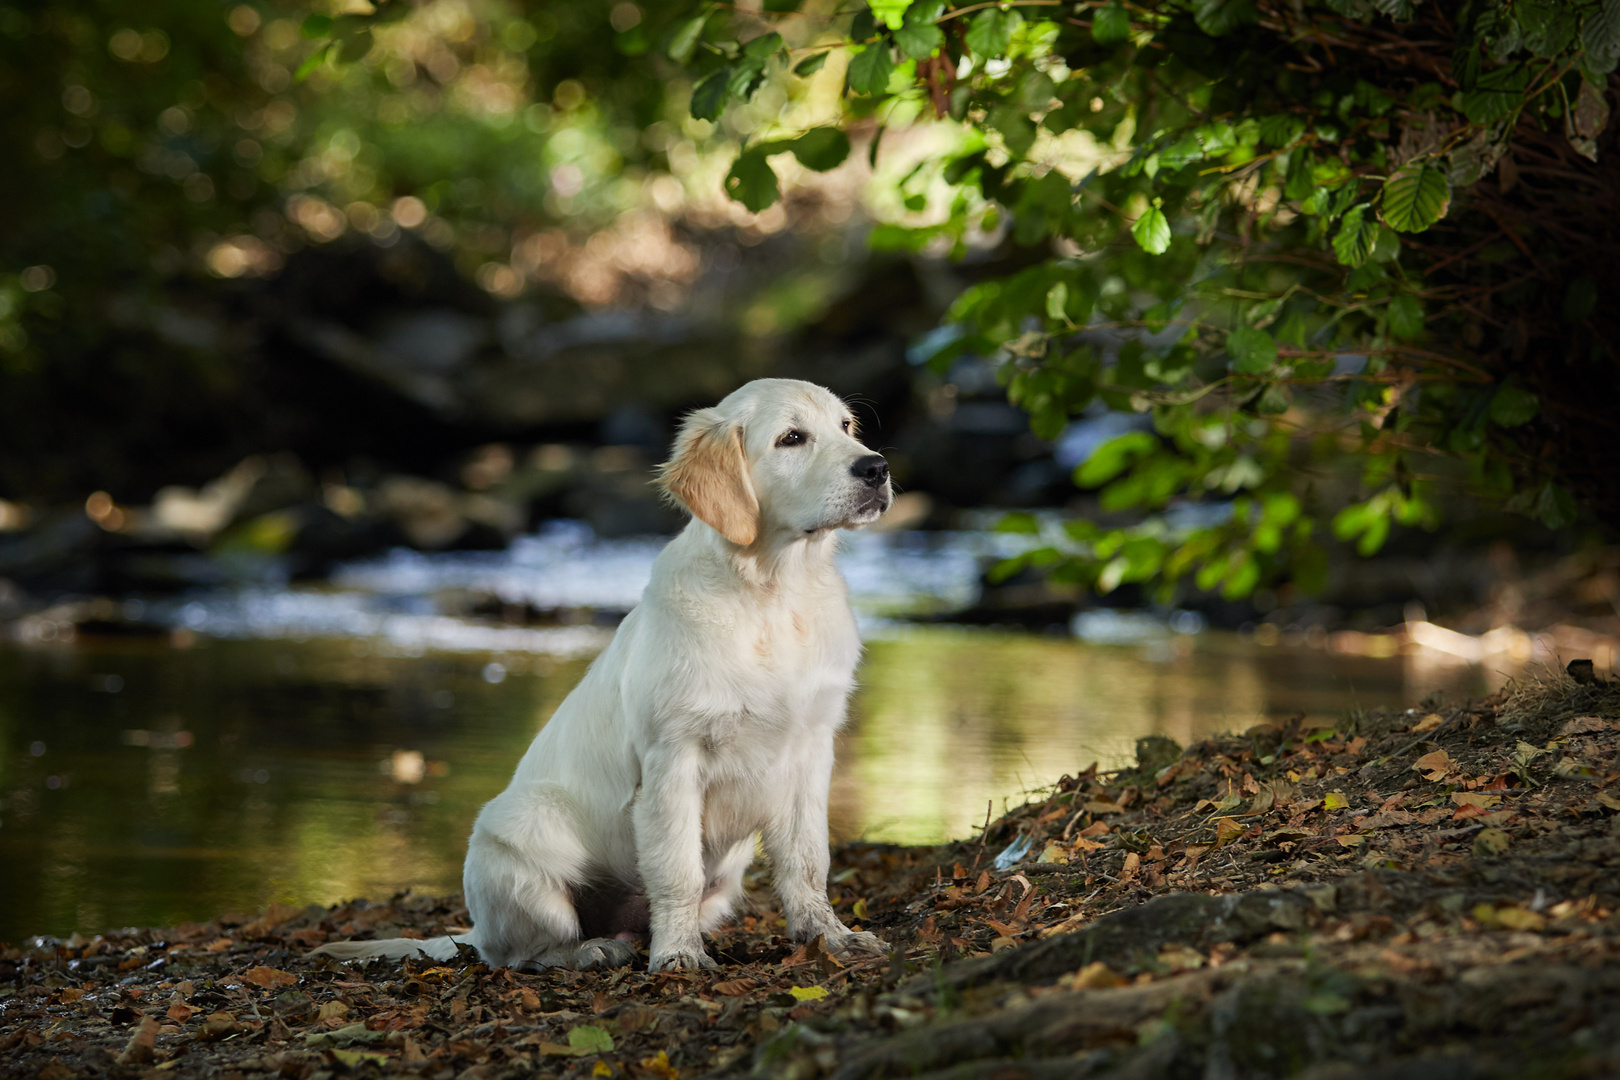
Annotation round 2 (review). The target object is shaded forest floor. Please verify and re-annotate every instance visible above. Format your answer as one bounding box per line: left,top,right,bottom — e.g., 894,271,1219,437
4,668,1620,1080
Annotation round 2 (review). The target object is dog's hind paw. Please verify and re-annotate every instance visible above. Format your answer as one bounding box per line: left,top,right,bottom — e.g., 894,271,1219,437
515,938,638,972
570,937,638,970
648,945,718,971
826,930,889,960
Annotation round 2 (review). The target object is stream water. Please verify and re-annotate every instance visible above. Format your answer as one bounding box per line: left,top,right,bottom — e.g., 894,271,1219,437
0,525,1507,942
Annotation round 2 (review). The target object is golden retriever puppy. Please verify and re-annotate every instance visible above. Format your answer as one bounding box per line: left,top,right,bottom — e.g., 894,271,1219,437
315,379,892,971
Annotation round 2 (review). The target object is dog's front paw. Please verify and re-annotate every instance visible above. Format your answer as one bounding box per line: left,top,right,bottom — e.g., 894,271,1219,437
648,945,718,972
825,929,889,961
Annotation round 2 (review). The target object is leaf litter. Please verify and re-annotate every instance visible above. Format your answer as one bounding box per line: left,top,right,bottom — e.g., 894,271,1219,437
3,667,1620,1078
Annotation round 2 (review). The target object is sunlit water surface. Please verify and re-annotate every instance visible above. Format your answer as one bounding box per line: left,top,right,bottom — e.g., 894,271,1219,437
0,526,1509,941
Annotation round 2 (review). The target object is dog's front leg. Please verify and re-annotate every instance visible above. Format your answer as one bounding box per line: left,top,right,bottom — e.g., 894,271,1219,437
635,746,717,971
763,741,889,963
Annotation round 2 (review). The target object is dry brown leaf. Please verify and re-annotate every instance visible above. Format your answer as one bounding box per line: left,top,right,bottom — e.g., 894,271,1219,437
1559,716,1614,736
115,1016,160,1066
1214,818,1244,848
165,999,194,1024
316,1000,350,1025
242,965,297,990
1412,749,1454,781
713,978,759,997
1411,713,1447,733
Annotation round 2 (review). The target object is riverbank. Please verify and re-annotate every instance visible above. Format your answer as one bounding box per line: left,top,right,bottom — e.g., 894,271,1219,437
2,665,1617,1079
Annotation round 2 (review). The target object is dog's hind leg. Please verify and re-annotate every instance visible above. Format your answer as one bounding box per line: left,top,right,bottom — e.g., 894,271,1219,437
465,785,638,971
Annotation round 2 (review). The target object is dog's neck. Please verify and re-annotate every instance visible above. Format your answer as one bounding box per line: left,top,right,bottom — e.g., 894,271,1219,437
689,518,840,593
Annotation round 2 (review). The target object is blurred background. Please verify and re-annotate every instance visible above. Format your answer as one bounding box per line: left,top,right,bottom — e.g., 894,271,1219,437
1,0,1616,943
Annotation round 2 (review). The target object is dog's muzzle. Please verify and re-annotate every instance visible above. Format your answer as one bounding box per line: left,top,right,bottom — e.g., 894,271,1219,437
850,454,892,515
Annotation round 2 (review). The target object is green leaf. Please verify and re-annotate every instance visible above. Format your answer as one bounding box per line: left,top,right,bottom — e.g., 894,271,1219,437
1377,294,1421,340
1534,482,1577,528
726,56,769,100
1092,1,1132,44
1045,282,1070,322
793,51,830,76
725,149,780,211
869,0,913,30
1488,383,1539,427
300,14,333,39
294,42,333,81
1379,164,1450,232
567,1026,614,1055
1458,66,1530,125
1227,326,1277,374
667,13,707,63
690,69,729,121
895,18,944,58
966,8,1023,57
743,31,784,59
1077,432,1158,487
1192,0,1258,36
1131,206,1171,254
846,43,895,95
782,128,850,171
1332,204,1378,267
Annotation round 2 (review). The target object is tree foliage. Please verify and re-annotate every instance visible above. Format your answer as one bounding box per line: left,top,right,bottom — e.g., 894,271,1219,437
671,0,1619,601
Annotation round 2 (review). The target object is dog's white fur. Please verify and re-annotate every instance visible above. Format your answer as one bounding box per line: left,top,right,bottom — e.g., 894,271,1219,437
313,379,892,971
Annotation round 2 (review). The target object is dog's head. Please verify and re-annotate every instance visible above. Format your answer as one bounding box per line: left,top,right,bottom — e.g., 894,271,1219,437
656,379,892,547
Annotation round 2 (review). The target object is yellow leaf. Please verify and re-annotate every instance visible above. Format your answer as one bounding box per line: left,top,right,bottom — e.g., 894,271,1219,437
639,1050,680,1079
1450,792,1500,808
332,1049,390,1068
1213,817,1244,847
1494,906,1546,931
1335,833,1367,847
788,985,828,1002
1323,791,1349,810
1037,841,1069,864
568,1025,614,1055
593,1062,614,1078
1473,826,1511,856
1068,961,1126,990
851,898,869,919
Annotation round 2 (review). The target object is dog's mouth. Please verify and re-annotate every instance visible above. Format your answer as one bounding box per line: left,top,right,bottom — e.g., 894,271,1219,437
846,486,892,524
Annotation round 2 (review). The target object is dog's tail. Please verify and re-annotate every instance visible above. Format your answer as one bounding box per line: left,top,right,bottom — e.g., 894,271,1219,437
310,930,477,964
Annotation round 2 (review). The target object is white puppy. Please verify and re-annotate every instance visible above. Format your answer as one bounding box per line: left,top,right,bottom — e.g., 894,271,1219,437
314,379,892,971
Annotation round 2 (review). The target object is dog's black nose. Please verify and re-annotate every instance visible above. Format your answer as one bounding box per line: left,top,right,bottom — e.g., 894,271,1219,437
851,454,889,487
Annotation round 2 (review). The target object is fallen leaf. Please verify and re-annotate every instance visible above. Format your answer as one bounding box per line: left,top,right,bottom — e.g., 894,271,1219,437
1559,717,1613,736
316,1001,350,1025
1345,736,1368,756
593,1062,614,1078
1412,749,1454,781
1335,833,1368,848
1214,818,1244,848
242,965,297,990
639,1050,679,1079
788,986,828,1003
1411,713,1447,733
202,938,234,953
1473,827,1511,856
1120,851,1141,881
851,897,869,919
1156,944,1205,972
165,1000,193,1024
1323,791,1350,811
116,1016,160,1065
1068,961,1126,990
712,978,759,997
1450,792,1501,808
198,1011,246,1040
37,1060,75,1080
568,1024,614,1055
332,1048,390,1068
1037,841,1069,864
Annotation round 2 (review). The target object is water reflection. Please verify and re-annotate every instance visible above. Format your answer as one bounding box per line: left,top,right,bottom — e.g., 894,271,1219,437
0,629,1498,941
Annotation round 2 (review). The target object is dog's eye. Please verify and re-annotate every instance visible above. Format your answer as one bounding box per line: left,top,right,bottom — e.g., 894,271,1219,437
841,419,852,433
776,430,806,448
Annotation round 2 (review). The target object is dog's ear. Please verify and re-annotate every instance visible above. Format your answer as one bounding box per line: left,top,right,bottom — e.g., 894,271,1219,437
657,408,759,546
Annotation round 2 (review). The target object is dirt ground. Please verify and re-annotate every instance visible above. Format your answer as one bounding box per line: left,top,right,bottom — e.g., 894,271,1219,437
4,666,1619,1080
